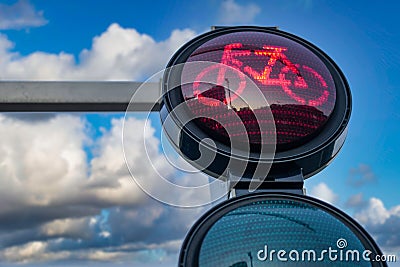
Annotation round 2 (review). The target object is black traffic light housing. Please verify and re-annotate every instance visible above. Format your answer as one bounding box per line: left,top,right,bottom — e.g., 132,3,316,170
161,26,351,183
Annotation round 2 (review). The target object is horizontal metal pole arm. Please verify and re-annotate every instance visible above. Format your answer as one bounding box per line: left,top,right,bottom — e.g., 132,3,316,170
0,81,162,112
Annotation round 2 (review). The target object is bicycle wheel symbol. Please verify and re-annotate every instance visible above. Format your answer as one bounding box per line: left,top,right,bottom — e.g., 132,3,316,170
279,64,330,107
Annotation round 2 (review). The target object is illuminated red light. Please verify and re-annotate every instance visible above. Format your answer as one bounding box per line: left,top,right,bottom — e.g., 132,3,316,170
181,31,336,150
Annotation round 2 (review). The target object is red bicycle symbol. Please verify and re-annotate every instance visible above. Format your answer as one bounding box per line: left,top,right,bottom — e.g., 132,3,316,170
193,43,329,107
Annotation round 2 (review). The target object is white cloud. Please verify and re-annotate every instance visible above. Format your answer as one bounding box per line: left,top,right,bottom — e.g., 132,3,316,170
1,241,70,263
0,0,48,30
0,239,182,264
0,23,196,80
309,182,338,204
310,184,400,256
219,0,261,24
354,197,390,225
0,114,208,264
0,34,14,53
0,113,205,216
353,197,400,254
40,217,94,239
0,114,89,209
87,117,158,205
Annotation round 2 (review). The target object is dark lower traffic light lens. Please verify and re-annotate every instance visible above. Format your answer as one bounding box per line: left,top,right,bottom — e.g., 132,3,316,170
180,193,386,267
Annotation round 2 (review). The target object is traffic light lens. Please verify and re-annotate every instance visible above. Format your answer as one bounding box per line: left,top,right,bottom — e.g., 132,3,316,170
180,194,381,267
199,199,369,266
181,31,337,150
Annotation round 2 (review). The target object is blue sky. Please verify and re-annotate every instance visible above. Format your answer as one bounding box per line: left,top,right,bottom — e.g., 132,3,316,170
0,0,399,266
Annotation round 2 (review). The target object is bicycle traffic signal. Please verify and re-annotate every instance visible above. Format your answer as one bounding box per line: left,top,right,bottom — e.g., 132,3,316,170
161,26,350,181
159,26,386,266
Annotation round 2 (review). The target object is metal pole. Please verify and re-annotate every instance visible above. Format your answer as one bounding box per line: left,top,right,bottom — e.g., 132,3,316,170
0,81,161,112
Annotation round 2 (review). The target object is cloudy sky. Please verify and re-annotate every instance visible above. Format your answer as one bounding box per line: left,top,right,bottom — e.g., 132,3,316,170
0,0,399,266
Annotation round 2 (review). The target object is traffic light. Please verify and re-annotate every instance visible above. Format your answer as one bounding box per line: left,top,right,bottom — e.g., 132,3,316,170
161,26,350,182
159,26,386,266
